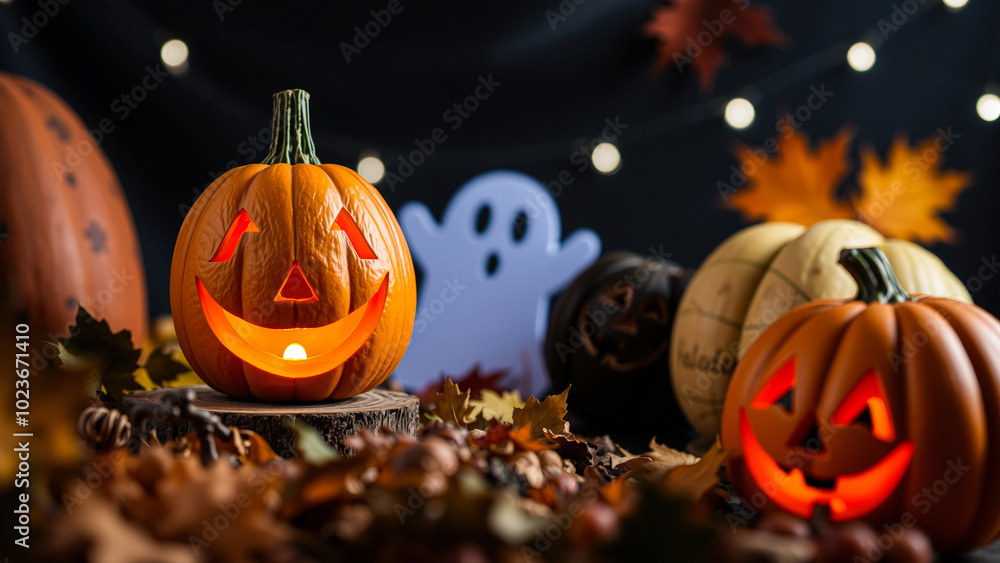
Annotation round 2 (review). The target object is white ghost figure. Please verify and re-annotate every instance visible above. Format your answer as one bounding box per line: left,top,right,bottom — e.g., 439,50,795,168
396,170,601,397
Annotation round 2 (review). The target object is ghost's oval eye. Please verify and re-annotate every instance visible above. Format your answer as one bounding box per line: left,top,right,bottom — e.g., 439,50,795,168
211,209,259,262
512,211,528,243
474,204,491,235
332,208,377,260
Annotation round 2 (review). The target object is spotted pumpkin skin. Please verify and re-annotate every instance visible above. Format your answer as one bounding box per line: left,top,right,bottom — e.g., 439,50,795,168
0,72,147,345
721,248,1000,553
170,91,416,402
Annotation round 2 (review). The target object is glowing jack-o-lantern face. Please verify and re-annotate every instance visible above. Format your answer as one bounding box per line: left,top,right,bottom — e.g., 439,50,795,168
196,207,388,378
721,248,1000,553
738,356,914,521
170,90,416,402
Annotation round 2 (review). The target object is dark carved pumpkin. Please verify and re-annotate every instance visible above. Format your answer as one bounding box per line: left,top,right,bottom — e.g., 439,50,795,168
721,247,1000,553
170,90,416,402
545,251,692,441
0,72,147,346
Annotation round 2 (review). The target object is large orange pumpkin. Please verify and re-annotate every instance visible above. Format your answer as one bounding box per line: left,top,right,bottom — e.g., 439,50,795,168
0,72,147,347
170,90,416,401
721,247,1000,553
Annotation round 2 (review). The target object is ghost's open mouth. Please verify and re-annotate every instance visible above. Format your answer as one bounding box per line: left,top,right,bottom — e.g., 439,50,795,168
196,274,388,378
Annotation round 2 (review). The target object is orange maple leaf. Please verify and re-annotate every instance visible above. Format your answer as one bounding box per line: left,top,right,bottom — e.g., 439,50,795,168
509,425,558,452
725,127,856,225
644,0,787,92
853,135,971,244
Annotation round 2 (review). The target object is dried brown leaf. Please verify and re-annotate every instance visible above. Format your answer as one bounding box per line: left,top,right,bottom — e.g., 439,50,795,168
627,438,700,481
542,428,599,466
432,376,477,427
415,364,509,407
511,387,571,441
662,439,733,501
40,495,195,563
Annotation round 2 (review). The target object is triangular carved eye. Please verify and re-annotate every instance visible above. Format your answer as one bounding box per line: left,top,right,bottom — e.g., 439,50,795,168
831,370,895,443
211,209,259,262
774,388,794,411
332,208,377,260
752,356,796,412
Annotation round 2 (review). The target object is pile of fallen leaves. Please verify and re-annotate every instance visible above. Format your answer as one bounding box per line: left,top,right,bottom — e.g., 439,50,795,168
22,311,934,563
33,367,737,562
31,373,938,563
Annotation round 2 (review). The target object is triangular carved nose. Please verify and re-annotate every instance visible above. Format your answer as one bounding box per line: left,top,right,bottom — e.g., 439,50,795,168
789,412,827,454
275,261,318,302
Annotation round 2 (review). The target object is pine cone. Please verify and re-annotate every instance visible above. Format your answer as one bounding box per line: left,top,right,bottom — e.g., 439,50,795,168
78,404,131,451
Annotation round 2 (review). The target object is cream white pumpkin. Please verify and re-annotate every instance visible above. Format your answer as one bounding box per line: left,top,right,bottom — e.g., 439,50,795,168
670,219,971,438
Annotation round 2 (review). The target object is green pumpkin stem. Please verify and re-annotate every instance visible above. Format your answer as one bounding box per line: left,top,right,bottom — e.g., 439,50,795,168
839,247,913,304
262,89,321,165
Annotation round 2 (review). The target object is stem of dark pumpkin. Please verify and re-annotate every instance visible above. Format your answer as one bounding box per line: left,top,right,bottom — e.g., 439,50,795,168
261,89,321,165
838,247,913,304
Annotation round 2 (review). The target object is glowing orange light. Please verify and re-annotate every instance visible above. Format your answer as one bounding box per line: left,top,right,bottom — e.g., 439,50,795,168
739,410,913,520
831,369,896,442
211,209,259,262
752,356,796,410
332,208,377,260
283,343,307,360
867,398,893,442
195,274,388,378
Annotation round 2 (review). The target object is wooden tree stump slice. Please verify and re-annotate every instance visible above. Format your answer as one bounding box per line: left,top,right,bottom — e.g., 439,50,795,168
122,385,419,457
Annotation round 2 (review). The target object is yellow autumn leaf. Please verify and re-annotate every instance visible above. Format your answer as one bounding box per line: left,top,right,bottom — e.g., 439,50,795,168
726,127,855,225
511,387,570,440
471,389,525,423
431,376,477,427
854,135,971,244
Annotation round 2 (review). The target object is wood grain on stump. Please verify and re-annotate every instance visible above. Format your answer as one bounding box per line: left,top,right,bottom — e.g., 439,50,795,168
122,385,419,457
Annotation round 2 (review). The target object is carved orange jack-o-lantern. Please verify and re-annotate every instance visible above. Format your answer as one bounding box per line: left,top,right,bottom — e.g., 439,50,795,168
721,248,1000,553
170,90,416,402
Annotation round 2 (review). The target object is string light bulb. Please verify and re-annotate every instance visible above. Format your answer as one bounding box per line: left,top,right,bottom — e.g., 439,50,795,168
358,155,386,183
724,98,755,129
977,93,1000,121
847,42,876,72
943,0,968,9
160,39,189,74
591,142,621,174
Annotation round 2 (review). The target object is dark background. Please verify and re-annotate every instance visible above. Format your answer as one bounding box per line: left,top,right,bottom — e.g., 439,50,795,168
2,0,999,318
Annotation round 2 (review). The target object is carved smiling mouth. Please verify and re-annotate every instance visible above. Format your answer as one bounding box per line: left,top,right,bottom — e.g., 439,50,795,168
739,410,914,521
196,274,388,378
